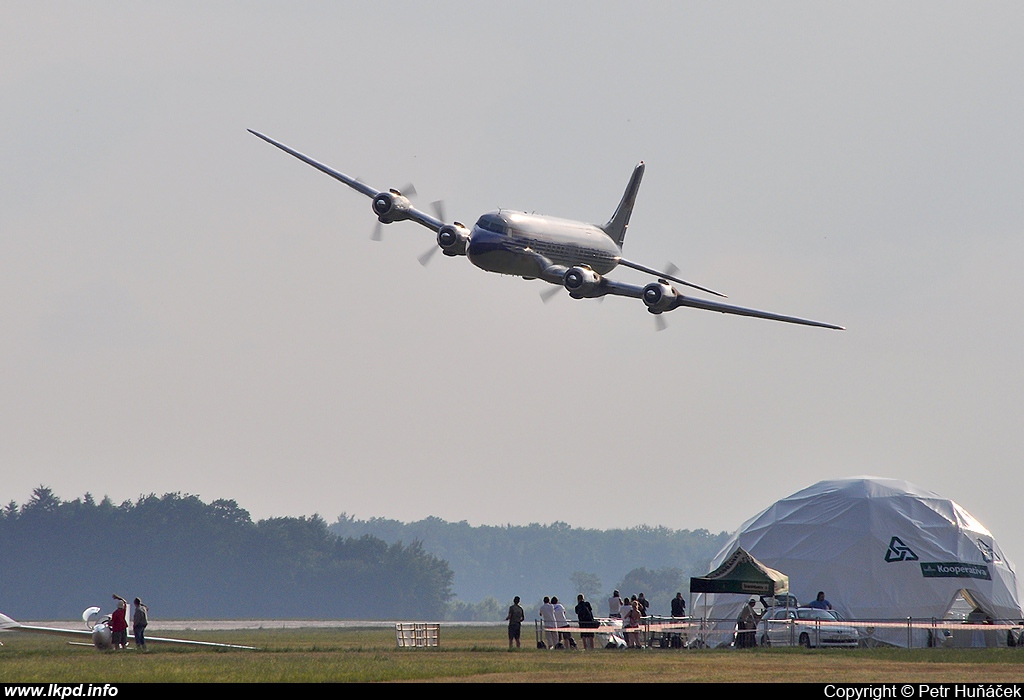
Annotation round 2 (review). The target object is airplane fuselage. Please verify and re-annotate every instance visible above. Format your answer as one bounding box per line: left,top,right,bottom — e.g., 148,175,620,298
467,211,620,280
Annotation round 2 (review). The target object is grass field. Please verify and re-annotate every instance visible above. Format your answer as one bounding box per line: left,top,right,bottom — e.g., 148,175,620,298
1,625,1023,683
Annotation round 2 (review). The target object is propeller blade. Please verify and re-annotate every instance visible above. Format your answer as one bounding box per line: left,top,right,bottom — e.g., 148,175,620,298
540,285,562,303
371,221,383,241
397,183,417,198
431,200,446,223
418,246,439,266
654,314,668,332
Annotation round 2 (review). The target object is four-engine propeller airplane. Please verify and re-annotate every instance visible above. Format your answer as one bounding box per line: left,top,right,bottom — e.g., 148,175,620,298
248,130,843,331
0,609,255,651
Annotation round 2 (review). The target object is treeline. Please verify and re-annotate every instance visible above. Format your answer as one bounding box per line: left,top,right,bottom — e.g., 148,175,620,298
331,515,730,616
0,487,452,621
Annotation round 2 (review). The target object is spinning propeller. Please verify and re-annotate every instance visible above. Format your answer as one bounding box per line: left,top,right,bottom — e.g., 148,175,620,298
650,263,680,332
418,200,448,266
539,285,562,303
370,183,417,241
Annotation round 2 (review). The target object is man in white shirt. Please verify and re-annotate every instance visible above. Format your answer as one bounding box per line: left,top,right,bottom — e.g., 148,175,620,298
551,596,575,649
608,590,622,618
539,596,557,648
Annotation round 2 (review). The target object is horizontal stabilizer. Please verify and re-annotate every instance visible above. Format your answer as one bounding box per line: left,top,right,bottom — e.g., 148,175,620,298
617,258,726,297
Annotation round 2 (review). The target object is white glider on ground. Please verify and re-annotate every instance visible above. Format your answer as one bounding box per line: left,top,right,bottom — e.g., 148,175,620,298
0,609,254,651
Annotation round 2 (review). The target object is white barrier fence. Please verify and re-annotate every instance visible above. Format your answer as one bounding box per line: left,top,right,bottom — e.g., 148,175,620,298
531,616,1024,649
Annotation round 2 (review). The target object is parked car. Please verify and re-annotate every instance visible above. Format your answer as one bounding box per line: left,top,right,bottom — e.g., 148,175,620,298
760,607,859,648
761,593,799,609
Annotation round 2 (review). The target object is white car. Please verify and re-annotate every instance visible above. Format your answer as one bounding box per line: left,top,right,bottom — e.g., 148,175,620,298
761,608,859,648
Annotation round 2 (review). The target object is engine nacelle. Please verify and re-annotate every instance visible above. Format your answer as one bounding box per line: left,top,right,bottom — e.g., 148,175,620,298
642,280,678,314
371,189,413,224
437,223,470,256
563,266,605,298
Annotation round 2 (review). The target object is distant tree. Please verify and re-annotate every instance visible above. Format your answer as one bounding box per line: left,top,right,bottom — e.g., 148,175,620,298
570,571,602,600
447,595,502,621
211,499,252,525
0,489,454,620
25,485,60,513
616,567,688,616
2,500,18,520
329,515,728,608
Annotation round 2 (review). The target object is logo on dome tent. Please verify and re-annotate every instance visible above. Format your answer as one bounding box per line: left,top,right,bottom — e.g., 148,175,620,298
977,539,998,564
884,536,919,562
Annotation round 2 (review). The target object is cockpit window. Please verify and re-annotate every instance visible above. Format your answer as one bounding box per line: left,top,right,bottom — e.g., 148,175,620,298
476,213,508,235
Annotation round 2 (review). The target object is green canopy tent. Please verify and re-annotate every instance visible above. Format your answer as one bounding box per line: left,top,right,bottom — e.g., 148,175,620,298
690,546,789,597
690,547,789,647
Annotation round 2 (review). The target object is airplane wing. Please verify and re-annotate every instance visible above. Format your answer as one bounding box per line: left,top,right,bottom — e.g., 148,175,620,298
555,276,843,330
0,612,255,650
1,613,93,640
669,294,845,329
248,130,444,233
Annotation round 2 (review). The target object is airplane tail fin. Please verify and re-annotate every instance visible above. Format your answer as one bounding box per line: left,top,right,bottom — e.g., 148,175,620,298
601,161,645,247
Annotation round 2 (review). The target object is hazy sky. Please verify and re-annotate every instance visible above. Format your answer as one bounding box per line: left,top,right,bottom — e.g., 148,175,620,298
3,3,1023,576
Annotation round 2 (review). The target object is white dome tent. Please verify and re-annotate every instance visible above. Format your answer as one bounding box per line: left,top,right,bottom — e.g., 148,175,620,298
695,477,1022,647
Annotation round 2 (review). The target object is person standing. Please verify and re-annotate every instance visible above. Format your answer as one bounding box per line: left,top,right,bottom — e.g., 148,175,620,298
575,594,597,650
671,592,686,618
608,590,622,619
132,597,149,651
505,596,525,649
669,592,687,648
736,598,761,648
806,591,832,610
109,594,129,649
622,599,643,648
551,597,575,649
539,596,557,649
619,596,633,622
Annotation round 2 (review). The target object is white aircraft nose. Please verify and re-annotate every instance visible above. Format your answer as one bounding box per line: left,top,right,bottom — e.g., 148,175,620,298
92,624,113,650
